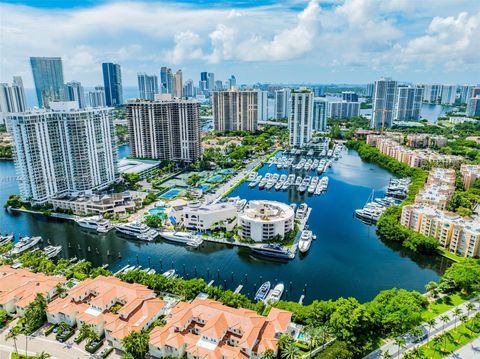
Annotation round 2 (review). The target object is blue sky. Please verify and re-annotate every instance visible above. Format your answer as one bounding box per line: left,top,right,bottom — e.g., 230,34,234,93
1,0,479,87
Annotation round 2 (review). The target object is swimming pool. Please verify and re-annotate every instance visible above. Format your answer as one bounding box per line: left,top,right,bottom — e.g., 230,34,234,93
160,188,183,199
219,168,235,175
208,175,223,183
199,184,210,192
148,207,166,216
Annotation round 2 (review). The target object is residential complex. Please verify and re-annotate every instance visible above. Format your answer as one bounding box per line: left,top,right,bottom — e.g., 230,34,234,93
327,100,360,119
467,96,480,117
87,86,106,107
414,168,456,210
212,90,260,132
275,88,291,119
138,73,159,100
460,164,480,189
149,297,292,359
127,97,201,163
160,67,174,94
7,102,118,204
65,80,86,109
181,202,238,231
313,97,328,131
441,85,457,105
341,91,358,102
371,77,397,129
0,77,27,116
174,69,183,98
422,84,442,104
102,62,123,107
405,134,447,148
393,85,423,121
30,57,65,108
289,89,313,147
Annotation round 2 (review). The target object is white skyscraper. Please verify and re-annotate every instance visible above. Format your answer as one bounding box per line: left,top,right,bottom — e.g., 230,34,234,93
459,85,475,104
275,88,291,119
228,75,236,89
257,90,268,121
441,85,457,105
328,101,360,119
422,84,442,103
212,90,259,132
289,89,313,147
174,70,183,98
183,79,195,98
313,98,328,131
7,102,118,204
65,81,86,108
0,77,27,123
371,77,397,129
87,86,106,107
393,85,423,121
137,73,158,100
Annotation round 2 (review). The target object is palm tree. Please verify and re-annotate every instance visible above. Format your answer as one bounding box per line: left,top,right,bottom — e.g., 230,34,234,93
6,327,20,355
452,307,463,329
34,352,51,359
441,332,454,353
55,283,67,298
79,323,95,342
466,302,476,317
281,341,300,359
425,281,438,298
383,350,392,359
261,349,276,359
426,318,436,349
121,330,150,359
440,314,450,332
432,335,443,354
394,336,406,359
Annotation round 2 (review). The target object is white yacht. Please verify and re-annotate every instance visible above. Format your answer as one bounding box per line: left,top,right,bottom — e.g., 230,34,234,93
247,172,257,181
162,269,176,278
43,245,62,259
159,231,203,247
298,230,312,253
115,222,158,241
249,175,262,188
0,234,14,246
266,283,285,303
76,216,113,233
11,236,42,255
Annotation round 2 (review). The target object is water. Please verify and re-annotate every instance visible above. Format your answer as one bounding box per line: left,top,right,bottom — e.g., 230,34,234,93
358,103,452,124
0,148,450,304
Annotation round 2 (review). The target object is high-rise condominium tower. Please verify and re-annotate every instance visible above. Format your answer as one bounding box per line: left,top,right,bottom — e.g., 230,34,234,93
30,57,65,108
441,85,457,105
127,97,201,163
341,91,359,102
137,73,158,100
0,76,27,117
102,63,123,106
328,101,360,119
212,90,259,132
289,89,313,147
174,70,183,98
7,102,118,204
87,86,106,107
313,98,328,131
393,85,423,121
65,81,86,109
371,77,397,129
228,75,236,89
160,67,174,94
275,88,291,119
422,84,442,104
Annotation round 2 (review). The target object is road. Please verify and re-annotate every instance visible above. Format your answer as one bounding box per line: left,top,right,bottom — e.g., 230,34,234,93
446,337,480,358
364,298,479,359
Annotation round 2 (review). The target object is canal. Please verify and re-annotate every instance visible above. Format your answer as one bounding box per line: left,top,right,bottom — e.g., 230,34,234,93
0,145,451,304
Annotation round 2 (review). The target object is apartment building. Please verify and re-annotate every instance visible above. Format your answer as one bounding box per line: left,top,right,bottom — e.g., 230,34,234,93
327,101,360,119
415,168,456,210
460,164,480,190
180,202,238,231
212,90,260,132
7,102,118,204
149,297,292,359
47,276,168,350
289,89,313,147
0,265,64,315
127,97,201,163
406,134,447,148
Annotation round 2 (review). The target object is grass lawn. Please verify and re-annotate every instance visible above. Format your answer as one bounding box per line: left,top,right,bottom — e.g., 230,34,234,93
11,354,35,359
414,316,480,358
438,248,464,263
422,293,469,321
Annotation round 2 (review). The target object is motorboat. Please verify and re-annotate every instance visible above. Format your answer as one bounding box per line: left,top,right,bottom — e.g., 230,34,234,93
247,172,257,181
266,283,285,303
75,216,113,233
255,281,271,301
249,175,262,188
0,234,14,246
296,203,308,219
115,222,158,241
162,269,176,278
295,176,302,186
298,230,312,253
43,245,62,259
158,231,203,247
251,244,294,260
11,236,42,255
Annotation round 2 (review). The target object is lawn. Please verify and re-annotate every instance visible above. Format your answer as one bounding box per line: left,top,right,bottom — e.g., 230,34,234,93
438,247,464,263
11,354,35,359
422,293,469,321
414,315,480,358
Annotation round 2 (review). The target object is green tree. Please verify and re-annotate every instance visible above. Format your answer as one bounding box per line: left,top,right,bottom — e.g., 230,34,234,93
6,327,20,355
34,352,52,359
261,349,276,359
186,173,201,187
452,307,463,329
22,293,47,333
121,330,150,359
426,318,436,349
394,336,406,359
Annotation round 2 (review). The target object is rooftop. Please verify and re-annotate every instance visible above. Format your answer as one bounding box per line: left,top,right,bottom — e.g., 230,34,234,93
118,158,161,174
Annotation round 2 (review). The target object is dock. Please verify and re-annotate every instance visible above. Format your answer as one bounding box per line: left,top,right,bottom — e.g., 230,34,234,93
207,280,214,287
234,285,243,294
298,295,305,305
291,207,313,254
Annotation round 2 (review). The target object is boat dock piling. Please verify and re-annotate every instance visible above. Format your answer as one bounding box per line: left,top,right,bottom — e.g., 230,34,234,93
234,285,243,293
207,280,214,287
298,294,305,304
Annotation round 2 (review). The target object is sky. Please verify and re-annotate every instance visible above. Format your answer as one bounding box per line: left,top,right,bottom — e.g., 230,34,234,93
0,0,479,87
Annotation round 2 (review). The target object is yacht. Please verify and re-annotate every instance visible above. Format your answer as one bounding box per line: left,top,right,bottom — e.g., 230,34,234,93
43,245,62,259
249,175,262,188
255,281,271,301
251,244,294,260
0,234,14,246
258,176,268,189
159,231,203,247
303,159,313,171
247,172,257,181
307,182,317,194
266,283,285,303
295,176,302,186
11,236,42,255
298,230,312,253
296,203,308,219
307,149,314,156
115,222,158,241
75,216,113,233
162,269,176,278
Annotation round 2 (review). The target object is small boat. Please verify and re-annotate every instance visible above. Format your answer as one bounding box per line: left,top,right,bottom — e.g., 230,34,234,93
75,216,113,233
298,230,312,253
11,236,42,255
247,172,257,181
255,281,271,301
159,231,203,247
162,269,176,278
266,283,285,303
249,175,262,188
251,244,294,260
43,245,62,259
115,222,158,241
0,234,14,246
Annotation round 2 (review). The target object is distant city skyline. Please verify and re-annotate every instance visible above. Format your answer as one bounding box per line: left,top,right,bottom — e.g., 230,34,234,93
1,0,479,87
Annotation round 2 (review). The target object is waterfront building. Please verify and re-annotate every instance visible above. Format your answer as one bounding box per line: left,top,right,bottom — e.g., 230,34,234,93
0,265,64,315
415,168,456,210
313,97,328,131
467,96,480,117
422,84,442,103
238,200,294,242
65,80,86,108
49,191,146,216
0,77,27,123
137,73,159,100
393,85,423,121
212,89,259,132
228,75,236,89
401,204,480,258
180,202,238,231
459,85,475,103
102,62,123,107
289,88,313,147
342,91,358,102
127,97,201,163
30,57,65,108
460,164,480,190
275,88,291,119
87,86,106,107
160,67,174,94
174,69,183,98
258,90,269,121
406,134,447,148
441,85,457,105
448,116,477,125
149,297,292,359
47,276,168,351
366,83,374,97
7,102,118,204
328,101,360,119
371,77,397,129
